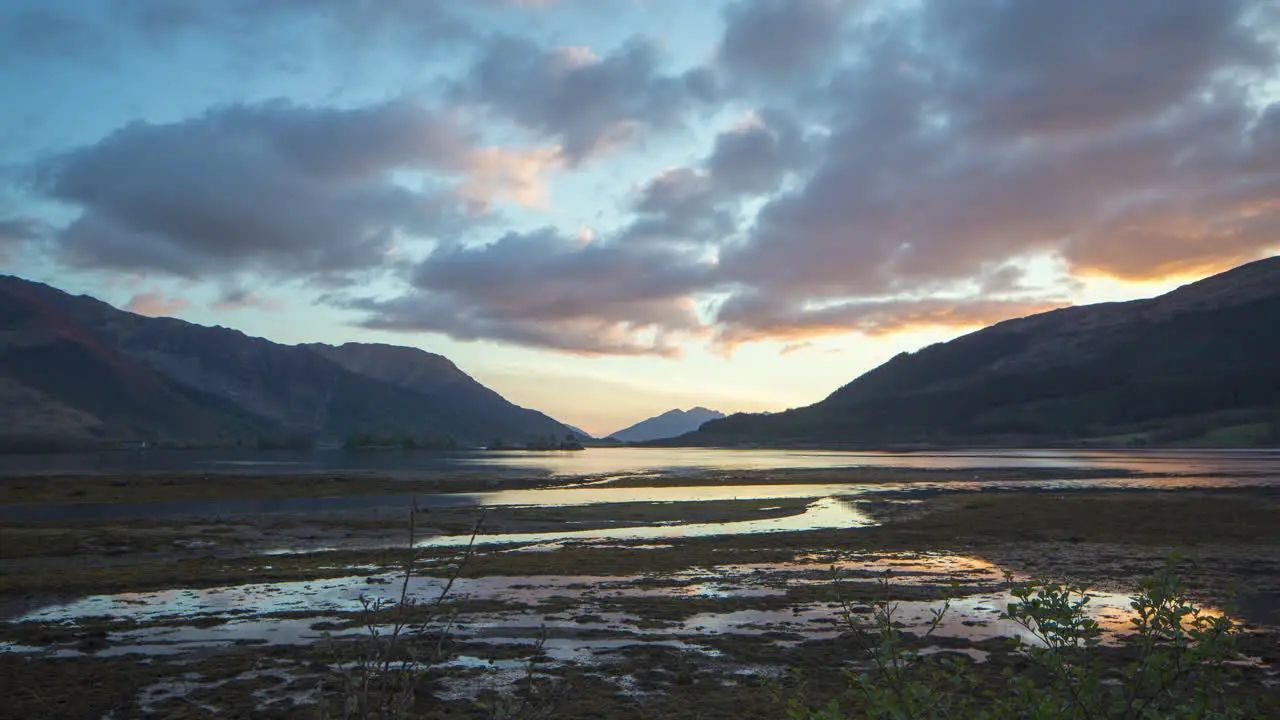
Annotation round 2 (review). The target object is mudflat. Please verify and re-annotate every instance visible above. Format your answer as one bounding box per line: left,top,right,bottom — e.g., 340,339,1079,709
1,466,1277,718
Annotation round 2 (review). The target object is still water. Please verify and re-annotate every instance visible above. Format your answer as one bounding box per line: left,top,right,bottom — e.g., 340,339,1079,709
2,447,1277,524
3,446,1279,477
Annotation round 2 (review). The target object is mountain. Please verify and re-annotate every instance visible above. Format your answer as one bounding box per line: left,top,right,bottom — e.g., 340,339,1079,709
0,275,575,449
610,407,726,443
676,257,1280,448
560,423,597,441
302,342,573,444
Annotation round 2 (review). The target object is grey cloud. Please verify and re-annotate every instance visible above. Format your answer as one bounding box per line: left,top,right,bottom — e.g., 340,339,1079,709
0,216,48,244
925,0,1274,137
197,0,476,52
119,0,472,43
0,7,110,62
712,0,1280,342
36,99,480,283
624,169,734,245
0,1,475,65
705,109,813,196
622,109,814,244
0,216,50,263
211,288,284,312
718,0,852,84
342,228,714,356
462,35,719,161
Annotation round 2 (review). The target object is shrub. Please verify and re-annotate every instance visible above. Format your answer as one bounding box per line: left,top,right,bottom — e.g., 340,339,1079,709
780,563,1255,720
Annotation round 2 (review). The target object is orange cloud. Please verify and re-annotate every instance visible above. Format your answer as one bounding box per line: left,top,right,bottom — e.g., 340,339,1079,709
125,292,190,317
716,297,1071,348
1065,199,1280,282
459,145,564,210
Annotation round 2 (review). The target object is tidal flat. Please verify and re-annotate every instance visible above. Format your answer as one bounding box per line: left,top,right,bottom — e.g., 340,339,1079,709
1,462,1279,718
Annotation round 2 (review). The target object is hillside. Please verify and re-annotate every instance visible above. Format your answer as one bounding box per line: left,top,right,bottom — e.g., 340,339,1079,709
678,257,1280,448
610,407,725,443
0,276,575,449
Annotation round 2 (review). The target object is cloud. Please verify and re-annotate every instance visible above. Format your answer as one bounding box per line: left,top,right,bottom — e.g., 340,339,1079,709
623,168,733,245
339,227,715,356
925,0,1274,138
0,7,108,62
0,0,477,61
718,0,853,85
33,98,560,284
458,146,564,210
12,0,1280,357
710,0,1280,342
460,35,719,161
716,295,1070,346
705,109,812,195
0,216,48,263
125,292,190,317
210,288,285,312
622,109,813,244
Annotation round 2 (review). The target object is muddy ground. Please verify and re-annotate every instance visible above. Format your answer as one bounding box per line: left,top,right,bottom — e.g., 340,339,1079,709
0,467,1278,718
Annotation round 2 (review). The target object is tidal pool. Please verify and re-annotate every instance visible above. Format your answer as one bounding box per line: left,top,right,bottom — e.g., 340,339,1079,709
5,551,1168,659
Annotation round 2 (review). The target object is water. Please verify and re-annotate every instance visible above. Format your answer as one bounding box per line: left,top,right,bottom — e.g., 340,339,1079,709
9,552,1005,625
6,553,1175,659
2,445,1280,517
3,446,1279,477
4,467,1278,524
416,497,873,548
450,447,1280,477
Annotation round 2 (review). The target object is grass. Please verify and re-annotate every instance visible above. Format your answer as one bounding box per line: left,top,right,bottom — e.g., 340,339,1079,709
859,490,1280,546
1187,422,1274,447
0,471,552,505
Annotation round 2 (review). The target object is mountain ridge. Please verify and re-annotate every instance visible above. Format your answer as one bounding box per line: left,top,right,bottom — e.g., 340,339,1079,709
0,275,575,449
673,256,1280,448
609,407,726,443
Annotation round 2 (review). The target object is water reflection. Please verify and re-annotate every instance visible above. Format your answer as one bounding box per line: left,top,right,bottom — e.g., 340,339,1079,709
4,447,1279,478
4,469,1278,524
417,497,873,548
10,552,1220,659
455,447,1280,477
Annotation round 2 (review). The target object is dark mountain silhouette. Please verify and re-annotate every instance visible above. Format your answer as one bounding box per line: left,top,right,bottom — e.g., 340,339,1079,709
0,275,574,449
559,423,597,441
675,257,1280,448
610,407,726,443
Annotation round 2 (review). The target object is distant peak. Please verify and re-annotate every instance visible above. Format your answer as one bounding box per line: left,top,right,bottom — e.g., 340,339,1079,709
607,406,728,442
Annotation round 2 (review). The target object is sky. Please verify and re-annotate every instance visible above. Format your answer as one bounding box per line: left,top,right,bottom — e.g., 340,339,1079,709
1,0,1278,437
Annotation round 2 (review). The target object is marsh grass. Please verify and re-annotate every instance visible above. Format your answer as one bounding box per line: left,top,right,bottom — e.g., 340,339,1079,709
317,505,571,720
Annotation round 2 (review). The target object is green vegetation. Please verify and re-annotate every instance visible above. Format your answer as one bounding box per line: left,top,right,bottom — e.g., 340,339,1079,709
781,566,1256,719
1193,422,1274,447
